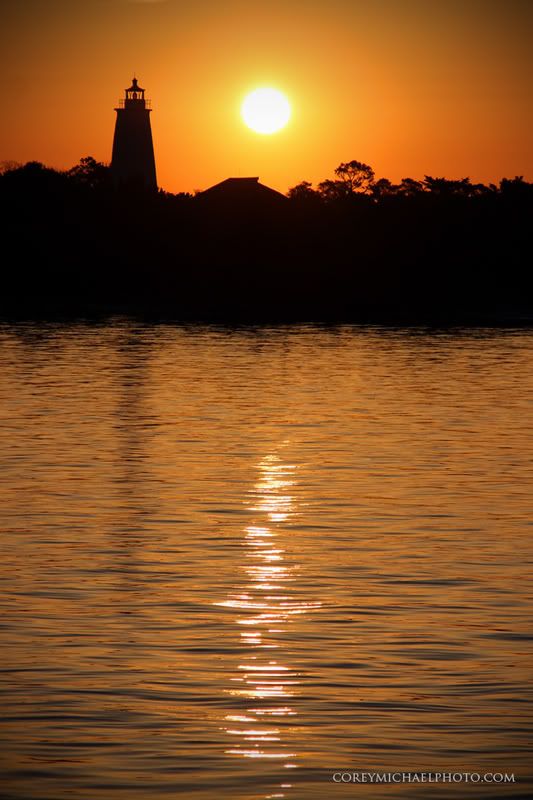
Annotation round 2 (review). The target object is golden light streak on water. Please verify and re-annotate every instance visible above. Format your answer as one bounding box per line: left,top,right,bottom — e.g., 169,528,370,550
217,450,323,797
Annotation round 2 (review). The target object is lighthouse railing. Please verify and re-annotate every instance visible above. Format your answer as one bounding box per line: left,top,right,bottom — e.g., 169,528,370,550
117,99,152,109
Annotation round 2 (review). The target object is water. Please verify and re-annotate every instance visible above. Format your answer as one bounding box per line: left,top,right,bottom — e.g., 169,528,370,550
0,321,532,799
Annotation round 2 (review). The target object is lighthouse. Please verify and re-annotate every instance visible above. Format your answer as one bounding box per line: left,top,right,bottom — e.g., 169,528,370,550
111,77,157,191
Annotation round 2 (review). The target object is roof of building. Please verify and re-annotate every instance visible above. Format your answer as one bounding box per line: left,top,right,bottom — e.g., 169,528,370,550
126,77,145,93
199,177,287,205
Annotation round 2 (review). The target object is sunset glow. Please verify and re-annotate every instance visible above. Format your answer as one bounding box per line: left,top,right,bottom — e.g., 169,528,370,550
1,0,531,193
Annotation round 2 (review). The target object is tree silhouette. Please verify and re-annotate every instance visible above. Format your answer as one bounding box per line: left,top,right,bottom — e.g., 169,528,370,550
317,160,375,201
371,177,398,199
334,160,375,193
287,181,319,202
67,156,110,190
422,176,480,196
399,177,424,196
499,175,533,200
317,178,350,201
0,160,22,175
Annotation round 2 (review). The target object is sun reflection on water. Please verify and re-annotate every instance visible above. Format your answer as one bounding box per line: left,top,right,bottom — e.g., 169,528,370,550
215,452,321,796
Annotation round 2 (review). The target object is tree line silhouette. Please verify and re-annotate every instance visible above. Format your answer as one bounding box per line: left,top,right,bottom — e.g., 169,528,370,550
1,157,531,321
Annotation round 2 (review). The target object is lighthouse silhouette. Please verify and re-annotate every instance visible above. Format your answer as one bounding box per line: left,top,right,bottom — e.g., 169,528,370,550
111,77,157,191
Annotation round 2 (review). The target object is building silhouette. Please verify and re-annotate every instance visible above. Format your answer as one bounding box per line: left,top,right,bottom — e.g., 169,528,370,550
111,77,157,191
198,177,287,210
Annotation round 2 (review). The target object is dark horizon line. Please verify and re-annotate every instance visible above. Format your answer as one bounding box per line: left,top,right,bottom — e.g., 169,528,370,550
1,156,532,198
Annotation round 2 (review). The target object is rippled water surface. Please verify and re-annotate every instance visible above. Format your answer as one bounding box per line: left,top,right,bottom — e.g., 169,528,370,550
1,321,532,799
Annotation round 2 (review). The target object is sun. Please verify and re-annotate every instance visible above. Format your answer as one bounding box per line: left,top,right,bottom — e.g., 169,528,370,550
241,88,291,135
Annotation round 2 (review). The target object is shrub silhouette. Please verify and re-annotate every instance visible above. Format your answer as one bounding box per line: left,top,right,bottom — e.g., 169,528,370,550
0,156,531,321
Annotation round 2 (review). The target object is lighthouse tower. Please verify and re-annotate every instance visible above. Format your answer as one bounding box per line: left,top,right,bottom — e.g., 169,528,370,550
111,77,157,191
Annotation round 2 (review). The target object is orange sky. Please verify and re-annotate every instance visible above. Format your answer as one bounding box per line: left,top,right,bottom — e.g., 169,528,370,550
1,0,532,193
